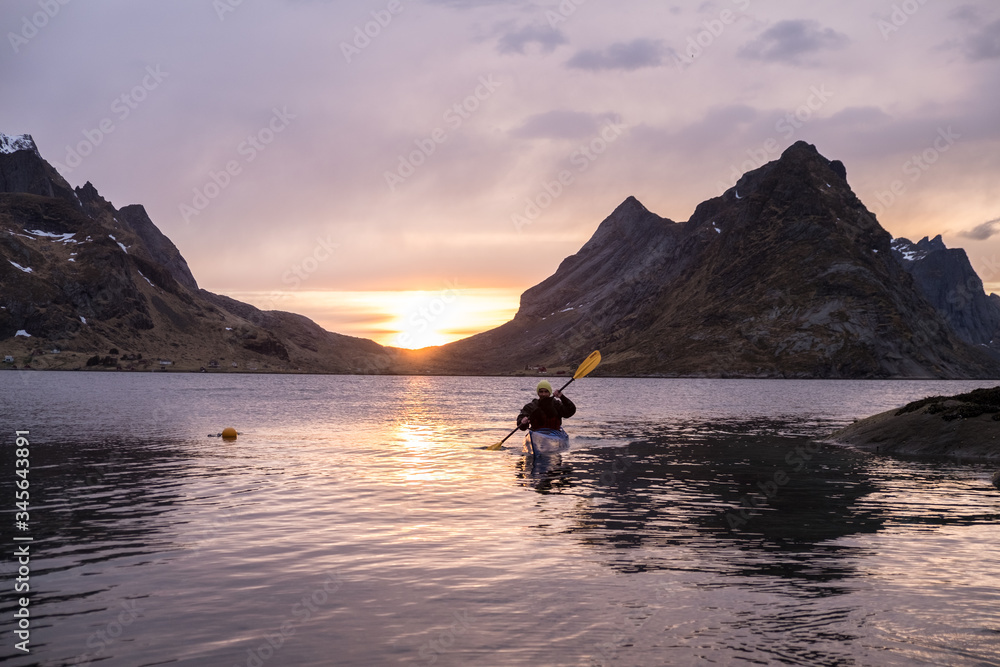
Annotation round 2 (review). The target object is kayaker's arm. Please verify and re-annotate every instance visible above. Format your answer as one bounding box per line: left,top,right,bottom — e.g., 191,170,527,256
557,395,576,418
517,400,536,430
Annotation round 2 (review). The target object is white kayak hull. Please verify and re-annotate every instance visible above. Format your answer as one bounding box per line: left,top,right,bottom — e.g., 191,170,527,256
523,428,569,455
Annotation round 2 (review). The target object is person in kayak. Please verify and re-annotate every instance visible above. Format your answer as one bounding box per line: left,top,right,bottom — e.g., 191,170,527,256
517,380,576,431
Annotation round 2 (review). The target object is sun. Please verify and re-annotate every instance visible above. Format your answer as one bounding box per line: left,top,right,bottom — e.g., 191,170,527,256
225,288,519,349
385,288,518,349
388,290,465,349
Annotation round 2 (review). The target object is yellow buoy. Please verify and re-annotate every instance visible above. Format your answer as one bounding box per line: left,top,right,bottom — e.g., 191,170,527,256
221,427,238,440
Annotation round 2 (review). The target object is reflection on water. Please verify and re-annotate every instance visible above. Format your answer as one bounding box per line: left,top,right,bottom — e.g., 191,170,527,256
516,452,572,493
1,375,999,666
504,410,1000,666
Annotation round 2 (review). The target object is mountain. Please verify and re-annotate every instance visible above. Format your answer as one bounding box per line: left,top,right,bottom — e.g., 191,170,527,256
5,133,999,379
0,133,395,372
890,235,1000,351
415,142,1000,379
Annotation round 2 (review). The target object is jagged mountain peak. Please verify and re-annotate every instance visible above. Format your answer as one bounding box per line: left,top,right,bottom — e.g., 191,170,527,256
689,142,880,260
1,131,395,373
890,234,1000,347
76,181,109,206
719,141,843,203
615,194,650,215
578,194,674,253
428,143,1000,378
892,234,948,262
0,133,40,157
915,234,947,252
594,195,660,236
117,204,199,291
728,141,851,202
0,132,80,207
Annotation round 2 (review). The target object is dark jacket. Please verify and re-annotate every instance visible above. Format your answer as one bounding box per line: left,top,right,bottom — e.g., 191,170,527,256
517,394,576,431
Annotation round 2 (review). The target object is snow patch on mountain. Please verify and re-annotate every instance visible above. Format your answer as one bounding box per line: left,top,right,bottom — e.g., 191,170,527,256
0,133,38,156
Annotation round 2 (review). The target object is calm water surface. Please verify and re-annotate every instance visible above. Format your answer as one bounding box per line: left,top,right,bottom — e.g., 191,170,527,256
1,374,999,666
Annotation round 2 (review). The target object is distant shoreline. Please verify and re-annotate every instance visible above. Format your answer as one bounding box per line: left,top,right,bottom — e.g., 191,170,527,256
4,367,1000,381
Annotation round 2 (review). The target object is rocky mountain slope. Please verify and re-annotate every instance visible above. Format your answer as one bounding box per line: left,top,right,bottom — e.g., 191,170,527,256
0,133,394,372
416,142,1000,378
890,235,1000,350
4,133,998,378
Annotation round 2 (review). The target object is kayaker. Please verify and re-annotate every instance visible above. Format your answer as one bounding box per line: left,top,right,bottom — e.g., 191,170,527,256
517,380,576,431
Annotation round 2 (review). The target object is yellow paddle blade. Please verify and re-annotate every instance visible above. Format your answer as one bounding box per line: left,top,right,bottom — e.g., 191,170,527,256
573,350,601,379
486,426,520,450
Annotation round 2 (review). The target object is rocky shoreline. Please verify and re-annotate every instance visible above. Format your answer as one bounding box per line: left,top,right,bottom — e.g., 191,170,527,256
826,387,1000,463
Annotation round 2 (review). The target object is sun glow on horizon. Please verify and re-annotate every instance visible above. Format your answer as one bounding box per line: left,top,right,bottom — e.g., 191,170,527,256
224,288,520,348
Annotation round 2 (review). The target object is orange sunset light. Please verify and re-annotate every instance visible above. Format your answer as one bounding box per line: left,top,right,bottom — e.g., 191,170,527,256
227,289,520,349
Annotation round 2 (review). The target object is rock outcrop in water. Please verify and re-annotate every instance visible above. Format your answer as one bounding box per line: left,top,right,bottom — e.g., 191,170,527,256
0,133,394,372
416,142,1000,378
827,387,1000,460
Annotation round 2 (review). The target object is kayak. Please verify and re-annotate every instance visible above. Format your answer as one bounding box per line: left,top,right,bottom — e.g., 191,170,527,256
523,428,570,456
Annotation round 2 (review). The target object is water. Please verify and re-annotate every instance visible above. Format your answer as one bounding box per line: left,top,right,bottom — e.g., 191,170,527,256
1,374,999,666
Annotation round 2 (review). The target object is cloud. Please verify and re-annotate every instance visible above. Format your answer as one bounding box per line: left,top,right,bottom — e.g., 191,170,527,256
823,106,893,129
511,110,623,140
496,24,567,54
942,9,1000,63
567,38,672,71
738,20,849,65
962,18,1000,61
423,0,518,6
959,216,1000,240
625,104,763,162
947,5,984,24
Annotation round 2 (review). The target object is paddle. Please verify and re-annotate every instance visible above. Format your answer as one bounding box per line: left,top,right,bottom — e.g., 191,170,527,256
486,350,601,451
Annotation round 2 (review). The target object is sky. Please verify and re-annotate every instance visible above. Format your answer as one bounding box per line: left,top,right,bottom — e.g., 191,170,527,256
2,0,1000,348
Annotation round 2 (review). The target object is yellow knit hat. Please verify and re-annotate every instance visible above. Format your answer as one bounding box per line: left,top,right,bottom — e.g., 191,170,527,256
536,380,552,392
